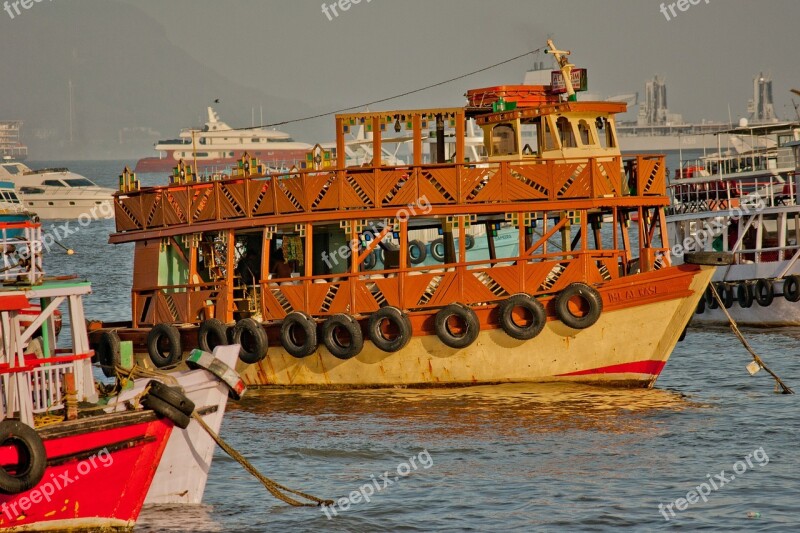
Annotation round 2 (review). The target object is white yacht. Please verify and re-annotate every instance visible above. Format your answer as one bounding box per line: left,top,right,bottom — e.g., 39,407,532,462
0,162,114,219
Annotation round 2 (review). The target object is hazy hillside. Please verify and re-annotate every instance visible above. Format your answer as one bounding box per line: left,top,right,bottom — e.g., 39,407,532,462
0,0,316,160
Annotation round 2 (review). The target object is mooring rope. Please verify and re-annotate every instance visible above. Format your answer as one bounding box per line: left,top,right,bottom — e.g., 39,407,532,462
709,283,794,394
191,411,333,507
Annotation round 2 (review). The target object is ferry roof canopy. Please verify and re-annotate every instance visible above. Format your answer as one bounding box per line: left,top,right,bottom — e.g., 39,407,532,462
717,121,799,135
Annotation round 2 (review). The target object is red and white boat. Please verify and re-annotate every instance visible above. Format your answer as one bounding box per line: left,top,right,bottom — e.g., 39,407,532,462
105,344,246,505
134,107,313,174
0,222,177,531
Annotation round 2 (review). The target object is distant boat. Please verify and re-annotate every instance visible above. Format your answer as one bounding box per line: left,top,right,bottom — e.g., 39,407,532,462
0,161,114,219
135,107,313,173
0,120,28,161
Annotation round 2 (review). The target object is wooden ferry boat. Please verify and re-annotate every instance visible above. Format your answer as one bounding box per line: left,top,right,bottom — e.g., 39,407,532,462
668,121,800,326
96,42,722,388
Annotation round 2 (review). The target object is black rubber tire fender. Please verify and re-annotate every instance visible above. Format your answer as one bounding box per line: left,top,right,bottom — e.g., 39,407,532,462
408,240,427,265
464,234,476,250
430,238,446,262
717,283,734,309
737,282,754,309
367,306,412,353
142,395,191,429
783,275,800,302
97,330,121,378
362,250,377,271
197,318,229,353
498,294,547,341
754,279,774,307
696,294,706,314
322,314,364,360
0,421,47,494
706,285,719,309
146,324,183,368
435,303,480,349
280,311,318,358
147,380,195,417
232,318,269,364
554,283,603,330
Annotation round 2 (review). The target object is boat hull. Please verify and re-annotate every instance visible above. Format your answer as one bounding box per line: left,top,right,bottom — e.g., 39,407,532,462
135,150,309,174
19,198,114,220
106,347,238,504
241,265,714,388
0,412,172,532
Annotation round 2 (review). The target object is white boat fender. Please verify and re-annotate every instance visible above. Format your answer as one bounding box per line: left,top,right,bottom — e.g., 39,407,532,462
186,348,247,401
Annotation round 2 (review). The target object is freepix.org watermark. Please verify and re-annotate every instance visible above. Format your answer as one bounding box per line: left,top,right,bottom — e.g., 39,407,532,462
659,0,711,22
322,449,433,519
670,191,765,258
0,447,113,521
658,446,769,521
321,0,372,21
321,195,432,269
3,0,53,20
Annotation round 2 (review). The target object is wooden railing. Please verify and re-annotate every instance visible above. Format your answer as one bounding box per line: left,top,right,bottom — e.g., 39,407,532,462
114,155,666,234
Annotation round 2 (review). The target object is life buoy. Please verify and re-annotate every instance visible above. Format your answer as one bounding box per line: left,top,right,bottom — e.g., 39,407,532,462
554,283,603,330
280,311,317,358
435,303,479,349
367,306,412,352
737,282,753,308
717,283,734,309
465,234,475,250
705,285,719,309
197,318,229,353
408,240,427,265
754,279,774,307
430,238,446,262
142,395,191,429
322,314,364,360
146,324,183,368
97,330,121,378
783,275,800,302
498,294,547,340
232,318,269,364
0,421,47,494
147,380,195,416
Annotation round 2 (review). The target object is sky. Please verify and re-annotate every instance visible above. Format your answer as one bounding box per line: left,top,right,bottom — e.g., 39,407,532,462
1,0,798,159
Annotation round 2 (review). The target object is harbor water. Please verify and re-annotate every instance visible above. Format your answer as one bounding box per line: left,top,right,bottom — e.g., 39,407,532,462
35,160,799,532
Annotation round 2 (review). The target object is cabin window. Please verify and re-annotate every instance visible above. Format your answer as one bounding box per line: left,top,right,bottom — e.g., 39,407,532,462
520,119,539,156
596,117,617,148
542,118,558,151
42,180,65,187
491,123,517,156
251,138,261,143
65,178,94,187
556,117,576,148
577,120,594,146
